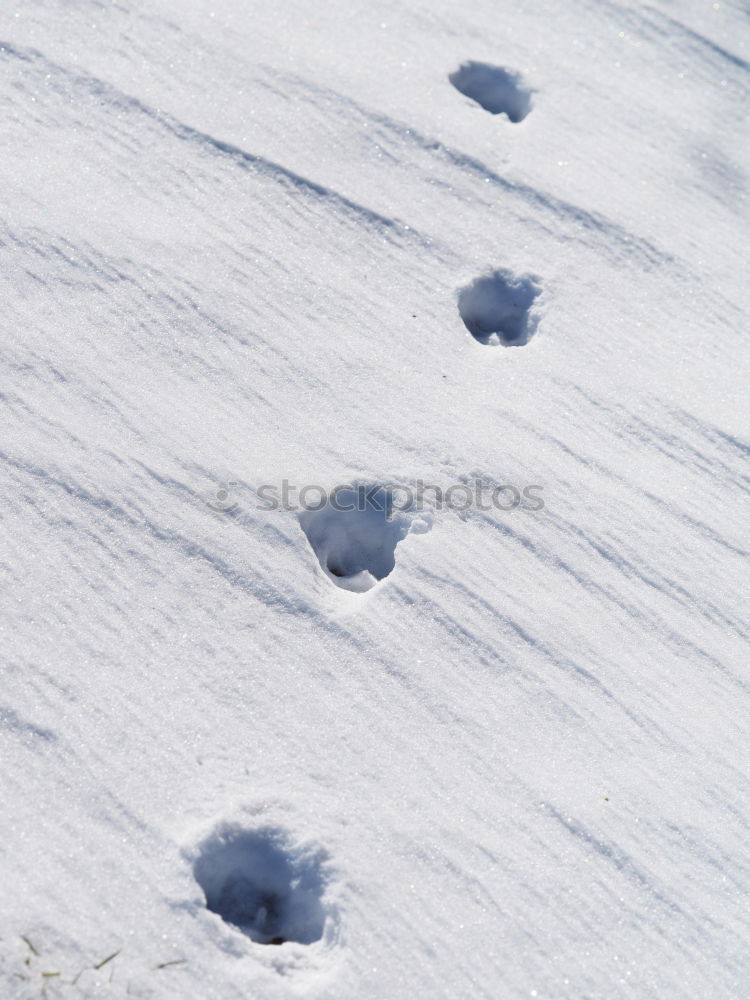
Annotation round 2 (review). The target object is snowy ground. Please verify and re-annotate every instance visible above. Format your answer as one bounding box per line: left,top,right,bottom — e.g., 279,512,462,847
1,0,748,996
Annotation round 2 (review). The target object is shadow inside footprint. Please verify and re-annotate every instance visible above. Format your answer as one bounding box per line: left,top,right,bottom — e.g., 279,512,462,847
458,270,542,347
194,826,328,946
449,62,533,121
299,485,412,593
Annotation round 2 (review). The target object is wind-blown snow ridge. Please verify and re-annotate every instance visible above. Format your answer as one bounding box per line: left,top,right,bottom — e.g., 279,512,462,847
636,5,750,73
266,68,677,268
0,706,57,744
0,41,432,248
0,449,312,617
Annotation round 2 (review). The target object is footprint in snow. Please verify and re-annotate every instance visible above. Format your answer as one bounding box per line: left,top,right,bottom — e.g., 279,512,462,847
194,825,330,946
299,485,420,593
449,61,533,122
458,270,542,347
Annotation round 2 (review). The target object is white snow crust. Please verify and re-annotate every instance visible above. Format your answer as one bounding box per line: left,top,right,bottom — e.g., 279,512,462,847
0,0,748,996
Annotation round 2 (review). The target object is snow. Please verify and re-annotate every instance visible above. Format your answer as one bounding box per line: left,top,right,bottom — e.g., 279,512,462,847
0,0,748,996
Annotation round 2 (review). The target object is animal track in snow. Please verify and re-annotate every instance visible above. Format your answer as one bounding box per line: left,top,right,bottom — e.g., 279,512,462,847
299,485,417,593
194,825,329,946
458,270,542,347
449,62,533,122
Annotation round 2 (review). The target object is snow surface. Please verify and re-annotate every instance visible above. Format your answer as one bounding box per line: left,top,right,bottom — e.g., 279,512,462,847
0,0,748,996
